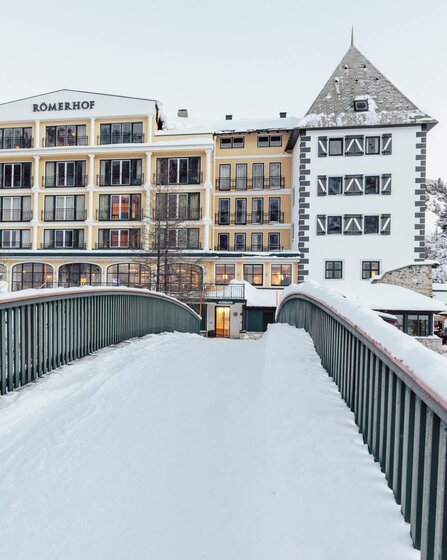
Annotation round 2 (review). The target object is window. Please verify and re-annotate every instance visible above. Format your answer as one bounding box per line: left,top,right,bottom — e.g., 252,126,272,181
362,261,380,279
218,233,229,251
244,264,263,286
354,99,369,112
235,164,247,190
251,233,263,251
0,163,32,188
218,164,231,190
43,229,84,249
220,136,244,149
99,159,142,186
1,196,32,221
269,162,282,189
12,263,53,291
327,216,342,234
328,138,343,156
155,157,201,185
0,229,30,249
45,125,87,147
251,198,263,224
45,161,86,188
215,264,235,285
268,232,280,251
328,177,342,195
344,175,363,195
235,198,247,224
218,198,230,225
366,136,380,154
99,122,143,144
155,193,199,220
407,314,430,337
107,263,151,288
325,261,343,279
0,127,32,149
44,195,86,221
99,194,141,221
365,176,380,195
343,215,362,235
345,136,364,156
252,163,264,190
271,264,292,286
234,232,246,251
257,134,282,147
364,215,379,234
59,263,101,288
269,198,281,222
98,228,140,249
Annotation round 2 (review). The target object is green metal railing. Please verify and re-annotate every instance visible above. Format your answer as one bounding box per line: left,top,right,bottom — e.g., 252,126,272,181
0,288,200,396
277,292,447,560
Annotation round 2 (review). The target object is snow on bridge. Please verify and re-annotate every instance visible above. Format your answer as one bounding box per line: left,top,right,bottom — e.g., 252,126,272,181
0,325,417,559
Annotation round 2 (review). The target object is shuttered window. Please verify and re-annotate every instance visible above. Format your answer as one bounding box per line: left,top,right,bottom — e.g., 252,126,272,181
317,176,327,196
317,137,328,157
343,215,363,235
381,214,391,235
382,134,392,155
345,136,364,156
316,215,326,235
381,174,392,195
344,175,363,195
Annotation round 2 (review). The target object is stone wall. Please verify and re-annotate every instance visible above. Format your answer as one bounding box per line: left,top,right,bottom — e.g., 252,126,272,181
372,264,433,297
415,336,443,354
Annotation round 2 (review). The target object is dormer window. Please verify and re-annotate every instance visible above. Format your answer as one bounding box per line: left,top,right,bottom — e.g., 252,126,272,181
354,99,369,112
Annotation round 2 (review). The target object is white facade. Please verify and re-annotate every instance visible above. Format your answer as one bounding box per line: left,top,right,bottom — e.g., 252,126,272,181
294,125,422,283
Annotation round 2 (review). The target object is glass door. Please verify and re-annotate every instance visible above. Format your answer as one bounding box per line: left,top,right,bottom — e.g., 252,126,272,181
215,306,230,338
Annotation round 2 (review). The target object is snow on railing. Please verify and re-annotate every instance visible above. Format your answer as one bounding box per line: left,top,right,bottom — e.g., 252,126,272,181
0,286,200,397
277,281,447,560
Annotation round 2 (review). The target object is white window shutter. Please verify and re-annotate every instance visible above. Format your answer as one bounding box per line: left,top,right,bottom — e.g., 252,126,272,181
382,134,392,155
381,214,391,235
318,137,328,157
381,174,392,194
317,176,327,196
317,215,326,235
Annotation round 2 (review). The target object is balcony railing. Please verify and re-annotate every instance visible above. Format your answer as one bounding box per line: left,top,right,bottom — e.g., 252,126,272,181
98,133,145,145
97,174,144,187
150,243,203,251
1,137,34,150
96,209,142,221
41,242,86,249
0,242,32,249
153,172,203,186
215,245,284,252
216,177,285,190
0,178,33,189
95,241,142,250
43,175,87,188
202,282,246,301
42,209,87,221
43,136,88,148
215,212,285,225
153,208,202,221
0,210,33,222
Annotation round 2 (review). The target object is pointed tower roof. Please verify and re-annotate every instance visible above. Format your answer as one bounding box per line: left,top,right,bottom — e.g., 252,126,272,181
301,44,437,129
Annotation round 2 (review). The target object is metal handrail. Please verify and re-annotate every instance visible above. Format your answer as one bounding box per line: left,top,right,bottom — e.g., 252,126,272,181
42,209,87,221
98,133,145,145
0,288,200,396
215,212,285,225
96,209,142,221
153,172,203,186
43,175,87,188
276,290,447,559
97,174,144,187
216,176,285,190
43,136,88,148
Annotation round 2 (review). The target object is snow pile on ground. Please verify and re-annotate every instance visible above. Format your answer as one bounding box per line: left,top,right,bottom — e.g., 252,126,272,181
0,327,416,559
279,281,447,405
231,279,278,307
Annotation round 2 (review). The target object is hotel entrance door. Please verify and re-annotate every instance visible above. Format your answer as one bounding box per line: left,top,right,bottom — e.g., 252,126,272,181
215,306,230,338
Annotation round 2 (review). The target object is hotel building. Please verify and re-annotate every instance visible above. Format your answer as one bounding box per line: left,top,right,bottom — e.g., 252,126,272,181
0,41,436,336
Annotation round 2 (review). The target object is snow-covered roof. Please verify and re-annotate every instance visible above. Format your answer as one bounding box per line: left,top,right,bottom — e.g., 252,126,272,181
301,45,437,129
329,281,445,313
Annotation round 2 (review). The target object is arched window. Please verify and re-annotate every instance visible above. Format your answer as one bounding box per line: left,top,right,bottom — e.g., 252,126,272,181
106,263,151,288
0,264,6,284
12,263,54,291
58,263,101,287
167,263,203,294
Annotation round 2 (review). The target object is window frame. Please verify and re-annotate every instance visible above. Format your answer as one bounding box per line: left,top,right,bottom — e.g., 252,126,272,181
325,260,343,280
244,264,263,286
361,260,381,280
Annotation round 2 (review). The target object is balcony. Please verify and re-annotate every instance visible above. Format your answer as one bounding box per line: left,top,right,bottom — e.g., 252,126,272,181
97,174,144,187
43,136,88,148
150,243,203,251
202,283,245,301
41,241,86,250
1,137,34,150
0,178,33,189
153,208,202,221
98,133,145,145
0,210,33,222
215,212,285,225
215,245,284,252
96,209,142,221
216,177,285,190
153,172,203,186
43,175,87,188
0,242,32,249
42,209,87,222
95,241,142,250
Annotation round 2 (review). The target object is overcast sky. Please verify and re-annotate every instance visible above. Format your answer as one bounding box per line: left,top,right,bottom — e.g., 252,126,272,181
1,0,445,178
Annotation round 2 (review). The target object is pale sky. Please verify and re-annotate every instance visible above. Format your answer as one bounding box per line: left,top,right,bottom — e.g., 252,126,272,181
1,0,445,178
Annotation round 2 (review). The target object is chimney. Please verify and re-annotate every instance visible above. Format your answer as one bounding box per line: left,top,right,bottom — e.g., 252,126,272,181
279,111,287,118
177,109,188,118
225,114,233,120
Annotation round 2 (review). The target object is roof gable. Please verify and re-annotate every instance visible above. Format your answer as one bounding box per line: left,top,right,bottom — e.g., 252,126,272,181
301,45,437,129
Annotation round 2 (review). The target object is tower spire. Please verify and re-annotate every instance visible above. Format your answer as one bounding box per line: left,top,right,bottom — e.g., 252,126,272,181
351,25,354,46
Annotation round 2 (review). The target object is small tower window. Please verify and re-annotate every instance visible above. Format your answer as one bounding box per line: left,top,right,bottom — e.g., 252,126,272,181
354,99,369,112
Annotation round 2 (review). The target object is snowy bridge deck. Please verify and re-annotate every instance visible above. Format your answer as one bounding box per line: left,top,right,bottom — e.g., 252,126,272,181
0,326,417,560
